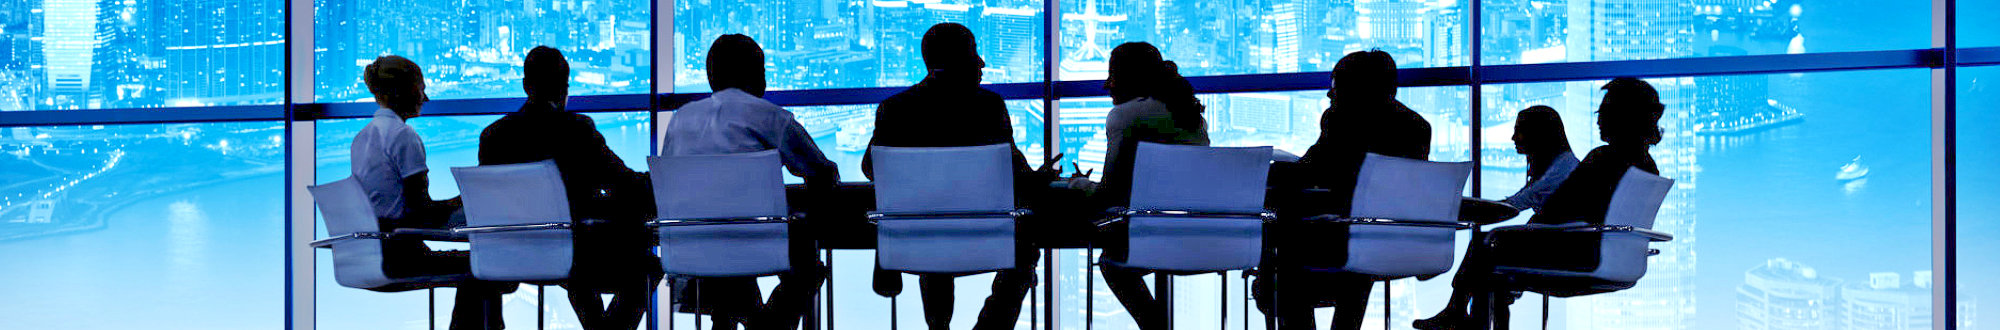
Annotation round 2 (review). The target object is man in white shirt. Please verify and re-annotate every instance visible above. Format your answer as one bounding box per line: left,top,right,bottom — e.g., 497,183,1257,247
660,34,835,330
350,55,508,330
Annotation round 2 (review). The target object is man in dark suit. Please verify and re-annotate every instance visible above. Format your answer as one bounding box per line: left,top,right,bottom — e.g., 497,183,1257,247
478,46,659,330
861,23,1052,330
1261,50,1433,330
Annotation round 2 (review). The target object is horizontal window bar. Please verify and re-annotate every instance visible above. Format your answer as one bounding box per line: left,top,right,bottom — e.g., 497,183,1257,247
1962,46,2000,67
0,105,286,127
663,82,1048,110
308,94,654,120
1480,49,1940,84
0,49,1957,126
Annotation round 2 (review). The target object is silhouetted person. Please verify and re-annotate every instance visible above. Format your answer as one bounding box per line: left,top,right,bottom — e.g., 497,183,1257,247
660,34,835,330
478,46,660,330
1451,78,1665,329
861,22,1049,330
351,55,509,330
1413,105,1579,330
1258,50,1430,330
1094,41,1208,330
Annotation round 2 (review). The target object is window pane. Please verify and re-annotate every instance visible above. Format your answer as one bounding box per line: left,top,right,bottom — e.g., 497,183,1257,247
1965,0,2000,47
314,0,653,102
1958,66,1999,329
1480,0,1928,65
673,1,1046,93
314,111,650,329
0,0,283,110
0,122,284,328
1479,69,1931,328
1058,0,1468,80
1057,87,1470,178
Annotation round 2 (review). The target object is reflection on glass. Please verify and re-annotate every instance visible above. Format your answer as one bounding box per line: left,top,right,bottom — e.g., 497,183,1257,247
1058,0,1467,80
313,0,653,102
1479,0,1926,65
0,122,284,328
1479,69,1931,329
0,0,283,110
673,0,1045,92
1958,67,1998,330
314,111,650,329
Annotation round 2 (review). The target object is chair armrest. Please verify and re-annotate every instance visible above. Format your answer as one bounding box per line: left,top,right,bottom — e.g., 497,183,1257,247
1093,207,1130,230
865,209,1031,224
1101,208,1277,230
390,228,468,242
1486,223,1673,243
649,215,792,227
308,232,389,248
1303,215,1475,229
452,222,575,235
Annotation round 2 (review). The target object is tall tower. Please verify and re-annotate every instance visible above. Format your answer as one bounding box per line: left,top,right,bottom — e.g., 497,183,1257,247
43,0,97,108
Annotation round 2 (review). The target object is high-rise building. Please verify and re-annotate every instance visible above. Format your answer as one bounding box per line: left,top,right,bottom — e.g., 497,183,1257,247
1737,258,1842,330
982,6,1039,83
1841,272,1934,330
160,0,284,106
43,0,97,108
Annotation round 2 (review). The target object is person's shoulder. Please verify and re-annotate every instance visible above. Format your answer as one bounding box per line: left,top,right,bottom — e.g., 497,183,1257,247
971,87,1003,100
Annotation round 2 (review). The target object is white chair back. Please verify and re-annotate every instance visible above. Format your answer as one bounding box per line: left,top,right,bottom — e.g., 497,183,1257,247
452,160,575,281
1335,153,1473,278
650,150,792,277
871,144,1018,274
311,178,394,289
1123,142,1271,272
1592,167,1675,283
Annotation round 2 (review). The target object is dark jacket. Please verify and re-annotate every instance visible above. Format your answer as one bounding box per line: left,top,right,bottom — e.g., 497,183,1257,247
478,101,656,281
1294,100,1432,214
1528,144,1660,225
860,80,1034,181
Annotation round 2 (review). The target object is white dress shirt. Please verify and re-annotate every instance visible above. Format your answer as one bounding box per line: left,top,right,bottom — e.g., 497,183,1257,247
351,108,429,220
1503,151,1580,212
662,88,838,180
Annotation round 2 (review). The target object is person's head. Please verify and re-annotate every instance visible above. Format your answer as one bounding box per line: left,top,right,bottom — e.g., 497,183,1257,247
920,23,985,87
1597,77,1665,146
1512,105,1572,156
1106,42,1167,104
1330,50,1399,110
523,46,571,107
364,55,428,119
707,34,768,97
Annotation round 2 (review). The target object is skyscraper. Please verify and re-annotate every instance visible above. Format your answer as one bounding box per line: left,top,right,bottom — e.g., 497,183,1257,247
1841,272,1933,330
43,0,96,108
1737,258,1842,330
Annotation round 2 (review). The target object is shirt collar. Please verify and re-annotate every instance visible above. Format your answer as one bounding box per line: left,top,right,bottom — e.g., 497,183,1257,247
372,108,402,121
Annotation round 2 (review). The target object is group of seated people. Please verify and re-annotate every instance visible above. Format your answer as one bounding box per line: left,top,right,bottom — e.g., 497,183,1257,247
344,21,1667,330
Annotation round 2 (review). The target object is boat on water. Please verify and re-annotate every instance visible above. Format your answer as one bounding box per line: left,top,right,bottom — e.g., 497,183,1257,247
1837,156,1870,182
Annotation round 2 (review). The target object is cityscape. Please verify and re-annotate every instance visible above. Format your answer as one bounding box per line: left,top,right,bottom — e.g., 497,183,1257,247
0,0,1967,329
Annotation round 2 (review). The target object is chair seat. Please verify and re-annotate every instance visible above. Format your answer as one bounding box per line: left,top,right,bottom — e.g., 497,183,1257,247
361,274,480,293
1491,266,1636,298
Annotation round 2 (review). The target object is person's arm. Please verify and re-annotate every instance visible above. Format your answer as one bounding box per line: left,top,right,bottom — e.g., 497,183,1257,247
771,110,841,184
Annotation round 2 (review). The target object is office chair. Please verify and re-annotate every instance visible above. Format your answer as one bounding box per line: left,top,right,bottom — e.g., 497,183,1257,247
1298,153,1476,328
450,160,576,282
868,144,1028,274
647,150,799,328
1483,167,1675,330
309,177,480,291
1092,142,1275,328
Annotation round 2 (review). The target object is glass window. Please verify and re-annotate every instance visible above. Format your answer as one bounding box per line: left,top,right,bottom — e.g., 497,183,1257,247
0,122,285,328
1479,69,1932,329
1479,0,1928,65
1059,0,1468,80
1958,66,1998,329
314,111,650,329
1965,0,2000,47
314,0,653,103
673,0,1046,93
0,0,283,110
1057,87,1470,178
